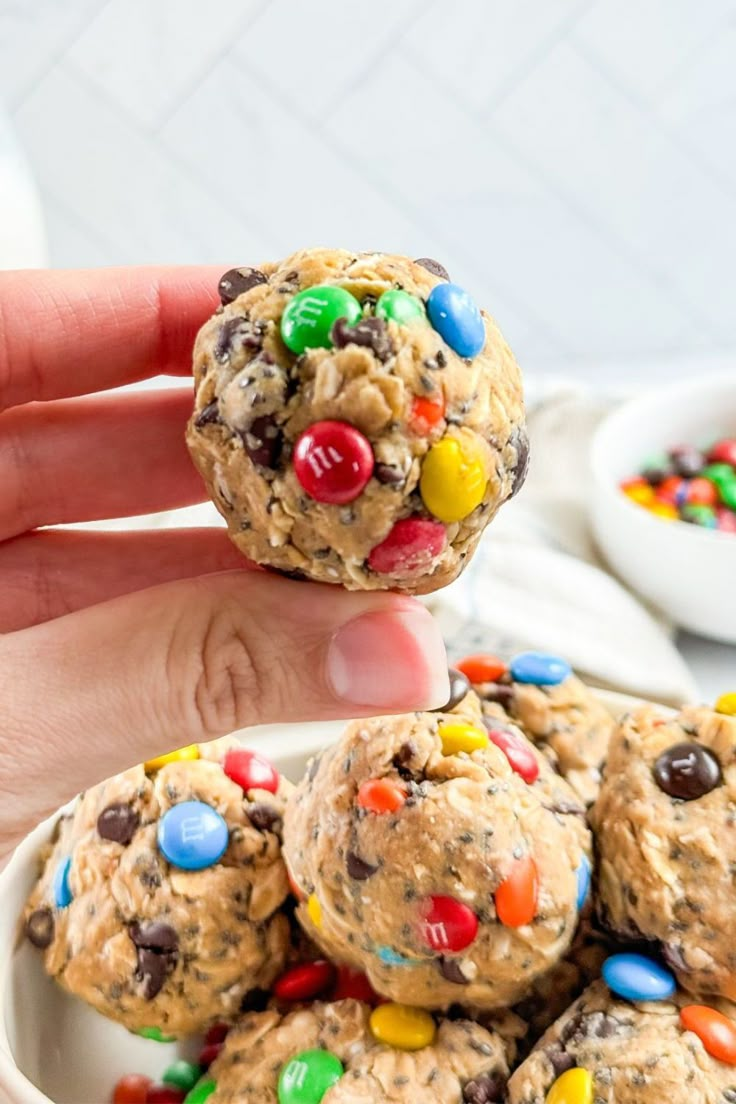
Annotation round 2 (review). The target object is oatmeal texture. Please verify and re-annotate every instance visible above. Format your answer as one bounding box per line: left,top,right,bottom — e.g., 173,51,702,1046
186,248,526,593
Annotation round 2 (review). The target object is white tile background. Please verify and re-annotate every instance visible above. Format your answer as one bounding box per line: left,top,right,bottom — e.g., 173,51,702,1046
1,0,736,380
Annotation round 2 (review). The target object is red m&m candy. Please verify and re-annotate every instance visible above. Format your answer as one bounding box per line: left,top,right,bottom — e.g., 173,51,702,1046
146,1087,185,1104
113,1075,153,1104
495,855,538,928
293,420,374,505
197,1043,223,1070
487,727,539,784
357,779,407,814
204,1023,230,1046
708,439,736,467
223,748,279,794
367,517,446,575
331,965,381,1004
680,1005,736,1064
273,960,335,1002
419,896,478,952
687,477,718,507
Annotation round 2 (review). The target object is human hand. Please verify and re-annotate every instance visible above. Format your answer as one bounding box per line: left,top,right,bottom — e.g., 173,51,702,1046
0,267,448,856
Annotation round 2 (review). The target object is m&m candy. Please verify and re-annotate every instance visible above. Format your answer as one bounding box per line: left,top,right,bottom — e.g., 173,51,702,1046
419,436,488,523
487,726,539,784
146,1086,185,1104
273,961,335,1002
306,894,323,929
293,420,374,505
438,722,489,756
331,966,380,1004
367,516,446,575
52,856,73,909
495,855,538,927
222,748,279,794
620,438,736,533
419,896,479,952
602,953,676,1002
455,654,508,684
708,438,736,467
197,1044,222,1070
369,1004,436,1051
375,289,426,326
281,286,362,354
680,1005,736,1064
135,1026,177,1043
410,394,445,433
277,1049,343,1104
716,692,736,716
162,1063,201,1094
157,801,229,871
182,1080,216,1104
426,283,486,358
144,745,199,773
376,946,418,967
576,855,591,911
112,1074,153,1104
546,1067,593,1104
510,652,572,686
356,778,407,814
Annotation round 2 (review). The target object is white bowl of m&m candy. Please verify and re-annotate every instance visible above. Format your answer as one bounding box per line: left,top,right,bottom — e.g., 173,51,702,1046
590,372,736,642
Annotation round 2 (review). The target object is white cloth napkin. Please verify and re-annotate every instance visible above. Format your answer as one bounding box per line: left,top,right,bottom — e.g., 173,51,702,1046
427,386,697,706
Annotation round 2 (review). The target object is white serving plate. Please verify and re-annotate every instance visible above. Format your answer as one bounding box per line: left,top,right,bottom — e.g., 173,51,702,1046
0,692,650,1104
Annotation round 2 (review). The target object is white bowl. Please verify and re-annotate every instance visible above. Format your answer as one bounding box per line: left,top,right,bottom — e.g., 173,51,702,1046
590,373,736,643
0,694,649,1103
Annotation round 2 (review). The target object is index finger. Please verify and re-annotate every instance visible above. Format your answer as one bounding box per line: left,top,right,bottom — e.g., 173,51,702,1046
0,265,225,412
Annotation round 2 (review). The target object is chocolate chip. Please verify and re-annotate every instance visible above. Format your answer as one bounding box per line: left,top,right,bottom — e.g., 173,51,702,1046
481,684,514,709
415,257,450,282
240,988,270,1013
346,851,378,880
129,921,178,953
509,427,530,498
439,957,469,985
215,317,265,361
462,1072,506,1103
194,400,221,429
433,667,471,712
642,465,670,486
543,800,586,820
396,741,418,766
546,1047,575,1078
374,463,405,486
248,804,281,832
97,803,140,846
670,445,705,479
331,316,393,362
136,947,174,1000
218,267,268,305
25,908,54,949
653,742,722,800
242,414,282,469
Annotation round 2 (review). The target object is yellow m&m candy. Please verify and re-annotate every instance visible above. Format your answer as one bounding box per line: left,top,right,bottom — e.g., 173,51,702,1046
307,893,323,929
438,722,489,756
144,745,199,772
546,1067,593,1104
369,1004,436,1051
716,693,736,716
419,436,488,523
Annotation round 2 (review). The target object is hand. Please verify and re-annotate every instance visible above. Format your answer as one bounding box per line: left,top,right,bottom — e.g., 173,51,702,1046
0,267,448,856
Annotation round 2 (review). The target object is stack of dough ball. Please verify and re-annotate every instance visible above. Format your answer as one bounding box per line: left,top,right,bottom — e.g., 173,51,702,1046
186,248,527,593
592,703,736,999
208,999,512,1103
283,690,592,1010
23,739,292,1035
508,978,736,1104
458,651,615,805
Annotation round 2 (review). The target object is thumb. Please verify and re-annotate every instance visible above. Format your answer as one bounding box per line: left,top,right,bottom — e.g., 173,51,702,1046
2,572,449,840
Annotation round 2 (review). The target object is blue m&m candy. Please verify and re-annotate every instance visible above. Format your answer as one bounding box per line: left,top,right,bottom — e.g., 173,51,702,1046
426,283,485,358
576,855,591,911
157,801,229,871
52,856,73,908
602,953,676,1002
510,651,572,686
376,946,418,968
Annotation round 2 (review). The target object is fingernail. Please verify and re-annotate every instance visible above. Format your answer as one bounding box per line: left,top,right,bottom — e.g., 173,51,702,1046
327,606,449,710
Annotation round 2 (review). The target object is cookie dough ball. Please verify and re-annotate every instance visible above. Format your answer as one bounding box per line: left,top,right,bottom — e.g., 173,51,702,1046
591,704,736,1000
208,999,511,1103
458,651,614,805
187,249,526,594
507,977,736,1103
283,694,592,1010
23,741,292,1035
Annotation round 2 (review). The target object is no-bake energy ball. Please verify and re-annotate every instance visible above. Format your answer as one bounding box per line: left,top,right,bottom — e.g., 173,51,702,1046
283,694,591,1010
591,704,736,1000
187,249,526,593
507,974,736,1104
23,741,292,1035
208,999,512,1103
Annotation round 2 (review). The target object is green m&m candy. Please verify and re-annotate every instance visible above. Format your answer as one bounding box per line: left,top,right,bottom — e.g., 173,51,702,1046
163,1061,202,1093
135,1026,177,1043
277,1049,344,1104
375,289,426,326
183,1079,217,1104
281,286,361,354
702,463,735,490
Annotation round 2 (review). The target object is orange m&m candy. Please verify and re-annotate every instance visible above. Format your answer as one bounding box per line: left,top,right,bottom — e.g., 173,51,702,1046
680,1005,736,1065
357,779,407,815
112,1075,152,1104
411,395,445,433
495,855,538,928
455,654,508,684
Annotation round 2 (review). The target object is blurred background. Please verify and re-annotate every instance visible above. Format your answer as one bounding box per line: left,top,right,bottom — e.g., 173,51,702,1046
2,0,736,385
